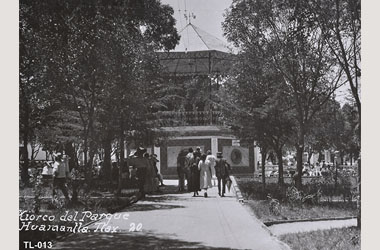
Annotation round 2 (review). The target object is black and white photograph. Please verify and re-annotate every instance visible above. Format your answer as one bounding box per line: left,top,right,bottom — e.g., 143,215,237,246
16,0,364,249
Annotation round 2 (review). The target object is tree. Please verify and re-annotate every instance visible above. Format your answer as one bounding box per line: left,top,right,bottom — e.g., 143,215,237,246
304,98,343,163
19,0,180,188
307,0,361,226
340,101,360,163
19,1,62,184
311,0,360,120
223,0,343,188
220,43,296,186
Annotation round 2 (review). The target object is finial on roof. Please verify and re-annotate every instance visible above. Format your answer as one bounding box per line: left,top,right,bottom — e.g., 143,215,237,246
184,12,196,25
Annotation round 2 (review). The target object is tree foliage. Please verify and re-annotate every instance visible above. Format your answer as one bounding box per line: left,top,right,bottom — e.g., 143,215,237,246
223,0,345,188
220,43,296,185
19,0,180,184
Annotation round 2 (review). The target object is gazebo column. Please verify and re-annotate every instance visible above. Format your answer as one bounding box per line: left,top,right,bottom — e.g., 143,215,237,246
211,137,218,156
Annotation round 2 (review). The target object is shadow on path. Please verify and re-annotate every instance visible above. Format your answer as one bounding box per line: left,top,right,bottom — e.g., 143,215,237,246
123,202,185,212
53,232,243,250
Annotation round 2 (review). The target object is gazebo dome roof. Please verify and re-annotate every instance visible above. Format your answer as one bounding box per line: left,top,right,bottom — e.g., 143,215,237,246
172,23,230,53
157,23,234,75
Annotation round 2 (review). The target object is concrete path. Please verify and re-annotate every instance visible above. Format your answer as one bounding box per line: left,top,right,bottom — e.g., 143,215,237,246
269,218,357,236
53,180,290,250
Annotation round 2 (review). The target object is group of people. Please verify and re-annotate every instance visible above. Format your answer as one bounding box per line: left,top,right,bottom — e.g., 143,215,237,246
43,146,231,201
41,147,165,202
177,147,231,198
128,147,164,198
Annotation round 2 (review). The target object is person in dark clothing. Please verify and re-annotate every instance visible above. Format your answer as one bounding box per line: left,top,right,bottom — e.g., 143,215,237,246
190,147,202,196
184,148,194,193
128,147,149,198
215,152,231,197
194,147,202,159
177,149,187,192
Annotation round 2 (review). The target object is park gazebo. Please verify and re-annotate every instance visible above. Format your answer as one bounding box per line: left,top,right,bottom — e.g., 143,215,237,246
157,23,234,76
153,23,257,178
156,23,235,126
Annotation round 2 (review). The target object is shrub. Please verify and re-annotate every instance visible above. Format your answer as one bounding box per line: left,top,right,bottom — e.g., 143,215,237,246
285,185,322,207
29,170,43,214
239,181,289,201
267,194,281,216
286,186,303,207
337,173,354,202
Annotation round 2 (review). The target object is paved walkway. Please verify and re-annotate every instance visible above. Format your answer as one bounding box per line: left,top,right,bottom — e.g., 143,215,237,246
53,180,290,250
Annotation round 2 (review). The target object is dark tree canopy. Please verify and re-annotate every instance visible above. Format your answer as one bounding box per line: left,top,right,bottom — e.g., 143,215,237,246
19,0,180,183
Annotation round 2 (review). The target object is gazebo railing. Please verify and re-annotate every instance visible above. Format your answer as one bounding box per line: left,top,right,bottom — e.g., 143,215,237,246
155,111,224,127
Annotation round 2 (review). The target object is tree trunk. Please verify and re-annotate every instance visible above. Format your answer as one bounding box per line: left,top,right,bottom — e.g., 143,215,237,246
87,146,95,182
260,148,267,196
64,142,76,172
117,120,124,195
20,79,30,186
334,161,338,192
83,146,89,177
103,138,112,182
276,148,284,186
295,145,304,189
21,134,30,186
350,153,353,166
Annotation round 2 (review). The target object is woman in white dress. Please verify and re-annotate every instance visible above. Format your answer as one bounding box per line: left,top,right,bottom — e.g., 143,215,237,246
198,154,212,197
206,150,217,186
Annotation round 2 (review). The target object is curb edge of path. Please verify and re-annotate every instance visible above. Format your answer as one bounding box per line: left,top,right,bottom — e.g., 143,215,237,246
230,176,292,250
230,175,245,203
264,216,358,226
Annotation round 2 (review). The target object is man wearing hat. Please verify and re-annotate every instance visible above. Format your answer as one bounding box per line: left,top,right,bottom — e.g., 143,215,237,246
52,152,70,202
215,152,231,197
128,147,149,198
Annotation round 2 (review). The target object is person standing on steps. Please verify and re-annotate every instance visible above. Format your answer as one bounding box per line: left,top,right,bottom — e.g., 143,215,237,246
198,154,212,198
215,152,231,197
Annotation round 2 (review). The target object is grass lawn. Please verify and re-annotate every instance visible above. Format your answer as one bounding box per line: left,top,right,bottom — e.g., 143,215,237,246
236,176,357,222
279,227,360,250
245,200,356,222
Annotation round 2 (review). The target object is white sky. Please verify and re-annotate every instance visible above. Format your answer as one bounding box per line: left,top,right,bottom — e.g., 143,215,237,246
160,0,232,44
